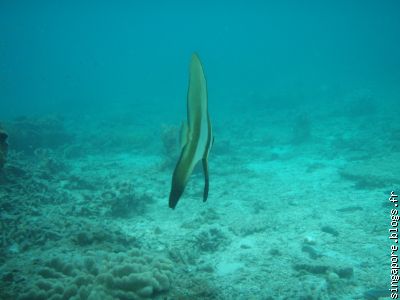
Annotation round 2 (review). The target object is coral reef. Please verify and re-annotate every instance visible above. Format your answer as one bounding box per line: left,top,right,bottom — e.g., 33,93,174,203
17,248,173,300
33,148,69,180
0,106,391,299
292,274,329,299
101,181,154,218
230,215,272,237
6,115,73,154
0,128,8,170
339,154,400,190
293,263,353,279
195,227,227,252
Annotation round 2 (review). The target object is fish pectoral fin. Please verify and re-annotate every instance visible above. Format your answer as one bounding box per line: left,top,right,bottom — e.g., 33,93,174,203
202,158,209,202
179,121,189,150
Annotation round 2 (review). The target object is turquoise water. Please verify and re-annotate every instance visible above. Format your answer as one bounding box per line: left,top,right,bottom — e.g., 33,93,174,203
0,1,399,299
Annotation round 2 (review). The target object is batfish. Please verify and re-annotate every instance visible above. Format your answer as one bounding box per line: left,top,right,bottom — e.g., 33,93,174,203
169,53,213,209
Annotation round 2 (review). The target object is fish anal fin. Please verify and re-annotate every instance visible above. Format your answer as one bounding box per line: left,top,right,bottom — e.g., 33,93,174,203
202,158,209,202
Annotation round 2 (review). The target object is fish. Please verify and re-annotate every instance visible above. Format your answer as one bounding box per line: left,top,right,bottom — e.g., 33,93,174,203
169,53,213,209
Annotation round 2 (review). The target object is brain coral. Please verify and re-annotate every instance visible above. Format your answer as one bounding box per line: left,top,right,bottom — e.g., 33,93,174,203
18,248,173,300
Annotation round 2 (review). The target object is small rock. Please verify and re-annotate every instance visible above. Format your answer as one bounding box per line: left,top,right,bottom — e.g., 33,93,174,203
303,235,317,245
336,266,353,279
240,244,251,249
269,248,281,256
363,288,390,300
293,263,329,274
302,245,322,259
321,225,339,237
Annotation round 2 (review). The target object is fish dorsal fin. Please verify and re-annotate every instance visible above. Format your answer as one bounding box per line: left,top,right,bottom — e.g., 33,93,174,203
179,121,189,150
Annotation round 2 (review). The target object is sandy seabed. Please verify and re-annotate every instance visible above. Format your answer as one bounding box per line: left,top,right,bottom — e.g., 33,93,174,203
0,98,397,299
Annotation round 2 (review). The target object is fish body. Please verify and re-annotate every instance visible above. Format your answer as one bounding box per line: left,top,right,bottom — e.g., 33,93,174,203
169,53,213,209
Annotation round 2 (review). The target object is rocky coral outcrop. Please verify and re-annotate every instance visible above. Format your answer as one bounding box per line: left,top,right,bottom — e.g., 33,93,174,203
6,115,73,154
100,180,154,218
195,227,228,252
17,248,173,300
